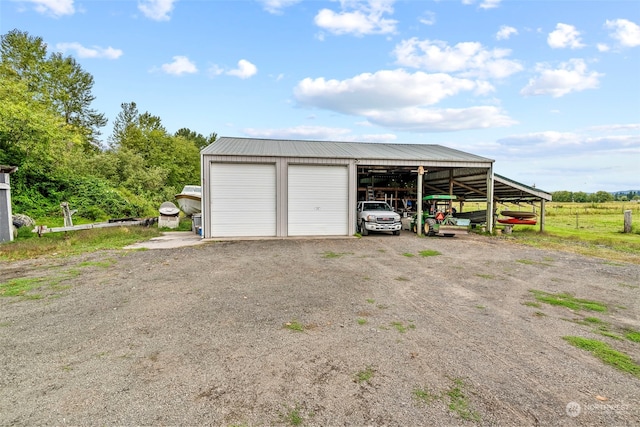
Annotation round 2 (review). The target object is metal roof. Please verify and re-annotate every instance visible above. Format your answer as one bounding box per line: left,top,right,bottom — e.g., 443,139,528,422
201,137,549,202
0,165,18,174
422,168,552,202
202,137,493,164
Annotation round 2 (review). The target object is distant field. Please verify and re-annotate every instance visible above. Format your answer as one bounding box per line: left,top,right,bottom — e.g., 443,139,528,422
501,202,640,264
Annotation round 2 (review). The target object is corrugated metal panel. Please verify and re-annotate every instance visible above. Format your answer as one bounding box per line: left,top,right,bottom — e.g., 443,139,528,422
288,165,349,236
202,137,493,164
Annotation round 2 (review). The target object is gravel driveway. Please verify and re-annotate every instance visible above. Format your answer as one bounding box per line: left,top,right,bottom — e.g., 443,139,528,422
1,232,639,426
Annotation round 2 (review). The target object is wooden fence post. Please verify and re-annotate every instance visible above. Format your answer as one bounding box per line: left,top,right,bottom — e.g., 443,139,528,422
624,210,632,233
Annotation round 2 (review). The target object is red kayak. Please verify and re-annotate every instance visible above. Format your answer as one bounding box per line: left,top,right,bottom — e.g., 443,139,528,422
497,218,537,225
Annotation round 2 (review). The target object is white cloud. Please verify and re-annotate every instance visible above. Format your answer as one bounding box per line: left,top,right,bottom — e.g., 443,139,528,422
461,0,502,9
393,38,522,79
419,11,435,26
207,64,224,77
56,42,123,59
547,23,585,49
257,0,301,14
479,0,501,10
496,25,517,40
227,59,258,79
366,106,515,132
605,19,640,47
314,0,398,36
597,43,610,52
520,59,603,98
243,125,398,143
295,69,486,112
24,0,74,16
494,130,640,157
243,125,352,140
587,123,640,132
293,69,515,132
138,0,176,21
160,56,198,75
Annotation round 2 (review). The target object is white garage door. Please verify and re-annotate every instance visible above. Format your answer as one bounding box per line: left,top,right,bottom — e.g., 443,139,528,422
288,165,348,236
210,163,276,237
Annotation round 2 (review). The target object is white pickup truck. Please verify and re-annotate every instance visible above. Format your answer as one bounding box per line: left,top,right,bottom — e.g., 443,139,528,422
357,201,402,236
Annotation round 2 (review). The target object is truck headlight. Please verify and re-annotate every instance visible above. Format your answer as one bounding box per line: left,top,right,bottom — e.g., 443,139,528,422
366,215,377,222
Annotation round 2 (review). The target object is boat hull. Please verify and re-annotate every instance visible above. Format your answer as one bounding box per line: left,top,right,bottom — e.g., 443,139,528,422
500,210,536,219
175,194,201,216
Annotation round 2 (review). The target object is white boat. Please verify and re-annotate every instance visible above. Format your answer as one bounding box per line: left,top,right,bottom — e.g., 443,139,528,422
175,185,202,216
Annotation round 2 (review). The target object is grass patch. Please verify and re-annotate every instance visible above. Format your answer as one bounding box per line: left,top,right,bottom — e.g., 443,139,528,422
366,298,375,304
0,226,161,261
563,336,640,378
476,274,494,279
0,277,46,298
282,405,304,426
530,290,607,312
419,249,441,257
575,318,640,342
412,387,438,404
447,378,481,422
516,258,553,266
395,276,410,282
412,379,480,421
624,329,640,343
618,282,639,289
78,259,114,268
357,318,367,325
390,321,414,333
596,329,623,340
402,252,415,257
354,366,375,384
523,301,541,308
322,251,352,259
284,320,305,332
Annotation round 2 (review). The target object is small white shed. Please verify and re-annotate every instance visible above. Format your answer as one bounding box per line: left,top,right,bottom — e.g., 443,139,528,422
0,165,18,243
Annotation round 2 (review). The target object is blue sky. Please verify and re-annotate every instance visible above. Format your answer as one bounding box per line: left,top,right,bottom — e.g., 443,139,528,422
2,0,639,192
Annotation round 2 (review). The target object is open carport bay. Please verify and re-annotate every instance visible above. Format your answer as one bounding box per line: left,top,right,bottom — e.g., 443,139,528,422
1,234,638,425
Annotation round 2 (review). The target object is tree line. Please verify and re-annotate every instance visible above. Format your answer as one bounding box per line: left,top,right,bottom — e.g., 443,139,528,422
551,191,639,203
0,29,215,220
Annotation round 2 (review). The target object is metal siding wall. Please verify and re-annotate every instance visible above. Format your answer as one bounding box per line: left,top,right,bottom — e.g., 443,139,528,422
210,163,276,237
288,165,349,236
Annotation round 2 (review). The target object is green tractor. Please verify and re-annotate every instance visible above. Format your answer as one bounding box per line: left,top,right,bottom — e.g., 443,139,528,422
411,195,470,237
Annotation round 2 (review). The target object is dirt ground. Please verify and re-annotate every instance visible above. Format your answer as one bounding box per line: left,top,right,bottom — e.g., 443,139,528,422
1,232,639,426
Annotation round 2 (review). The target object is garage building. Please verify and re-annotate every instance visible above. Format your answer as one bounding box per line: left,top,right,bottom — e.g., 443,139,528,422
200,137,551,239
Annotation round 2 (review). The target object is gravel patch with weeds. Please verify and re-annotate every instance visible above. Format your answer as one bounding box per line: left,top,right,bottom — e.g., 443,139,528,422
1,233,639,426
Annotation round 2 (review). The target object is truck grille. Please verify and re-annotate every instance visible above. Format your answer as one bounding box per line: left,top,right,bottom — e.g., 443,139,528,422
377,217,397,224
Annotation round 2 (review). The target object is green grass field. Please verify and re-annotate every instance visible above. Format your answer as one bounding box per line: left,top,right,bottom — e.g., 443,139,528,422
501,202,640,264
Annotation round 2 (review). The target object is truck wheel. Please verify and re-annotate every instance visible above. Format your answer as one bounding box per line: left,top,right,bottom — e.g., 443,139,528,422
360,221,368,236
393,230,400,236
412,224,417,233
